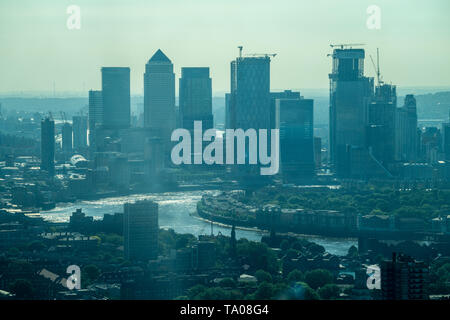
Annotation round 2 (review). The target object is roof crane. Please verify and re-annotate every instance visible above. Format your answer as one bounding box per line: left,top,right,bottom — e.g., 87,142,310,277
245,53,277,58
237,46,277,59
330,43,365,49
369,48,384,86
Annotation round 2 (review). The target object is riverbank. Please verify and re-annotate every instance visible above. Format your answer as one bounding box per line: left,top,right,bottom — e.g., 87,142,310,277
192,207,357,255
40,190,356,256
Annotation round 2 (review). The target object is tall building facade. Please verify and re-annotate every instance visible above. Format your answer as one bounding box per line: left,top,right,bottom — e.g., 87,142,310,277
179,67,213,132
329,48,374,177
420,126,442,164
88,90,103,148
61,122,73,154
41,117,55,176
443,117,450,161
228,56,271,131
381,253,429,300
144,49,176,141
225,93,232,130
275,97,315,179
395,94,419,162
123,200,159,261
314,136,322,169
72,115,88,150
227,55,272,182
367,83,397,166
270,90,301,129
101,67,130,129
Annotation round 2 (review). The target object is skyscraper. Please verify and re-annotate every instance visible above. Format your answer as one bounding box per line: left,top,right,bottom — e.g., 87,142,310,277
227,54,272,182
329,48,374,177
179,67,214,165
314,136,322,169
101,67,130,129
367,83,397,166
144,49,176,141
443,121,450,161
41,117,55,176
381,253,429,300
420,126,442,164
228,56,271,131
179,67,213,132
225,93,232,130
123,200,159,261
88,90,103,129
270,90,301,130
61,122,73,153
88,90,103,147
275,96,315,179
395,94,419,162
72,115,88,151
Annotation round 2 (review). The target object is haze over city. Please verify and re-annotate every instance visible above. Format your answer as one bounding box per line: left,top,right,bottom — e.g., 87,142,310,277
1,0,450,95
1,0,450,307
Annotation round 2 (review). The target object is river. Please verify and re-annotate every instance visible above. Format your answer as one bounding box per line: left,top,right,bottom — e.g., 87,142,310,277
40,190,357,256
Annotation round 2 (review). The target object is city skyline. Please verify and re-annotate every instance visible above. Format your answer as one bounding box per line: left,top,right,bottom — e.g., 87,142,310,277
1,0,450,95
1,1,450,304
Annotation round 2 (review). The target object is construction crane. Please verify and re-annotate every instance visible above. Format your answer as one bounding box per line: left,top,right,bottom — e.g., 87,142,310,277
330,43,365,49
245,53,277,58
369,48,383,86
237,46,276,59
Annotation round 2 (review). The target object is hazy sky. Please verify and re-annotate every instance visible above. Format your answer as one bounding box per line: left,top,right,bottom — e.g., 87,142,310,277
1,0,449,95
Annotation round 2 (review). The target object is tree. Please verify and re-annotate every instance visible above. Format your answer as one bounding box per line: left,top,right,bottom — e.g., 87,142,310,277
8,261,33,273
303,286,320,300
187,284,207,299
218,278,236,288
83,264,100,284
254,282,274,300
10,279,33,299
318,284,340,300
280,240,290,251
7,247,20,257
27,241,47,252
285,249,298,259
236,240,279,274
287,269,303,283
271,282,289,299
306,243,325,255
255,270,272,283
437,263,450,281
347,245,358,258
304,269,334,290
175,236,189,249
287,282,320,300
291,240,307,251
195,287,231,300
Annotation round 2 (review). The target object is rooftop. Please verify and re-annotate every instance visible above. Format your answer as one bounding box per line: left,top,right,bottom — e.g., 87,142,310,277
148,49,171,63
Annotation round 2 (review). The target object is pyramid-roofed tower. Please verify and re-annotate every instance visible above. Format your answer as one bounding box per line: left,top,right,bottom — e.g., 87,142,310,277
148,49,171,63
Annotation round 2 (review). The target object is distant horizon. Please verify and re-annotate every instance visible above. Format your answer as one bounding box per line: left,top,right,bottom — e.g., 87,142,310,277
1,0,449,94
1,85,450,99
